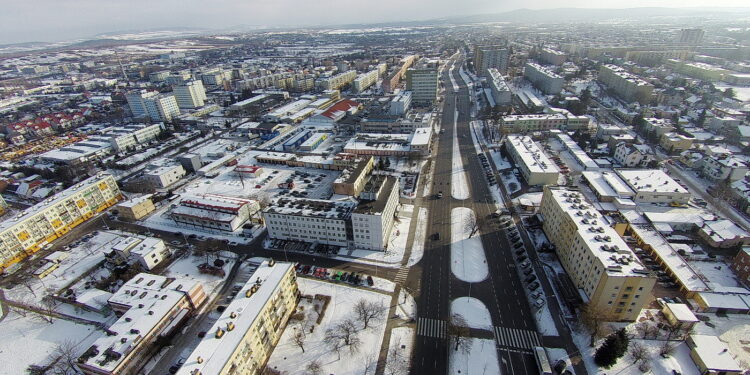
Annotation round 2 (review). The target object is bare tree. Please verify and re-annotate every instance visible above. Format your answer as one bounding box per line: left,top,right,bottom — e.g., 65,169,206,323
324,319,359,360
658,341,674,358
628,341,648,364
580,303,611,346
447,314,472,353
361,352,378,375
465,213,479,238
384,344,409,375
305,360,323,375
48,339,80,375
292,325,306,353
354,299,385,329
33,297,57,324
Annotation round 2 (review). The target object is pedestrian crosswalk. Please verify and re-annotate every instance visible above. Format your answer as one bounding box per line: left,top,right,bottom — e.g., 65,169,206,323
394,267,409,284
493,326,541,352
417,318,446,339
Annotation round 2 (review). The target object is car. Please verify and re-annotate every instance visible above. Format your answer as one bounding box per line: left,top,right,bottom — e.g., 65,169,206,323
169,358,187,374
531,290,542,299
517,255,528,262
436,192,443,199
514,249,525,256
188,234,197,239
525,274,537,283
228,241,239,246
528,281,540,291
523,268,534,276
335,271,343,280
341,272,349,281
170,240,182,246
432,232,441,241
513,242,524,249
520,261,531,269
366,275,374,286
534,298,545,308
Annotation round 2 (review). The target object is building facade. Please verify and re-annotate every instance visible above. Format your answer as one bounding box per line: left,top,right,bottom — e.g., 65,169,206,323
598,64,654,104
474,46,509,75
351,176,400,251
405,68,438,105
263,198,355,246
523,62,564,95
505,135,560,186
173,80,207,109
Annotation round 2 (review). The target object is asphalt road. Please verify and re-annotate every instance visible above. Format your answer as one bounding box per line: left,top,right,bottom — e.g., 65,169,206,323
409,57,539,375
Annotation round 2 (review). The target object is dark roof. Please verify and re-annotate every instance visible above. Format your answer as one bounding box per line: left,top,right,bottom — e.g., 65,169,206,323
354,176,397,214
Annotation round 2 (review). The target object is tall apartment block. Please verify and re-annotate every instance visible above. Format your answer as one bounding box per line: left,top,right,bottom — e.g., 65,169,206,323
523,62,564,95
126,90,180,121
598,64,654,104
406,67,439,105
0,173,122,272
474,45,509,75
677,28,705,46
173,80,207,109
539,186,655,321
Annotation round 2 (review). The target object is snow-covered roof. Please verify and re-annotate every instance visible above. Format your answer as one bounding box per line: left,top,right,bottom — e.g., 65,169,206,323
506,135,559,175
664,303,699,323
700,219,750,242
616,169,688,195
689,335,742,372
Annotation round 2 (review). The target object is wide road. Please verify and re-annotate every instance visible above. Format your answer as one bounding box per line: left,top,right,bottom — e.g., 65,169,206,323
409,56,539,375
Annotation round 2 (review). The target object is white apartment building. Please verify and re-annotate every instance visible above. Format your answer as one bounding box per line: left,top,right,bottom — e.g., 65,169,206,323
201,70,227,86
539,48,566,65
351,176,400,251
406,67,439,105
177,260,298,375
171,194,260,232
505,135,560,186
642,117,675,137
0,173,121,273
125,90,156,118
316,70,357,91
540,186,656,321
700,154,748,182
389,91,412,115
353,69,380,93
474,46,509,75
613,142,654,168
615,169,691,205
263,198,356,246
112,236,169,270
487,68,512,106
499,113,590,134
598,64,654,104
144,94,180,122
144,164,186,189
108,123,164,153
173,80,207,109
524,62,564,95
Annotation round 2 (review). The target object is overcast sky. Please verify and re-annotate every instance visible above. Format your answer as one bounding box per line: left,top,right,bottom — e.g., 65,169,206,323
0,0,747,45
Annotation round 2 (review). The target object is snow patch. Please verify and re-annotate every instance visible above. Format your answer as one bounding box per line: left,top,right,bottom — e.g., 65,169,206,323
450,297,492,330
450,207,488,283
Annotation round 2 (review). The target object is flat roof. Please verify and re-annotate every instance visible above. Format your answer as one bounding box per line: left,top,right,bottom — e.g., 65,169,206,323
265,197,356,220
557,133,599,170
689,335,742,372
354,176,397,214
616,169,689,195
506,135,559,174
664,302,699,322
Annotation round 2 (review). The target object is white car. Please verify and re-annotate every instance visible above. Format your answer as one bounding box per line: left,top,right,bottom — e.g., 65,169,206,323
534,298,545,308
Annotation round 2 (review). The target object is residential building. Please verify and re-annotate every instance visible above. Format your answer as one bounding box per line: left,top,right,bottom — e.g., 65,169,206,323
677,28,705,46
556,133,600,170
700,154,748,182
352,69,380,93
112,236,169,270
523,62,564,95
659,132,694,154
0,174,121,273
201,70,226,86
143,94,180,122
76,273,206,375
263,198,356,246
731,246,750,287
316,70,357,91
539,186,656,321
498,113,590,134
108,123,164,153
613,143,654,168
116,194,156,221
686,335,743,375
406,66,439,105
504,135,560,186
351,176,400,251
171,194,260,232
598,64,654,104
343,130,432,157
486,68,511,106
176,260,299,375
539,48,566,65
474,46,509,75
642,117,675,138
173,80,207,109
389,91,412,115
661,303,699,332
333,156,375,196
615,169,691,205
698,219,750,248
676,62,728,82
143,164,186,189
125,90,155,118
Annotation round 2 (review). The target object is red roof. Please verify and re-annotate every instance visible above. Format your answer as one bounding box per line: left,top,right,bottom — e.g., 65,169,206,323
321,99,360,120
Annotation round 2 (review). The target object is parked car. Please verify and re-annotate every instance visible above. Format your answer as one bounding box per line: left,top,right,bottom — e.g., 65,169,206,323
513,242,524,249
520,261,531,269
528,281,540,291
525,274,537,283
534,298,545,308
517,255,528,262
366,275,374,286
531,290,542,299
523,268,534,276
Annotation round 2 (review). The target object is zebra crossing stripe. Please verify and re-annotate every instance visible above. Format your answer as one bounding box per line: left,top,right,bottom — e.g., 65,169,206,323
417,318,446,339
494,326,540,350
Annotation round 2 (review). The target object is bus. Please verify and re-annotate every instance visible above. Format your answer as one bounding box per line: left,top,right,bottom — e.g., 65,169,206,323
533,347,553,375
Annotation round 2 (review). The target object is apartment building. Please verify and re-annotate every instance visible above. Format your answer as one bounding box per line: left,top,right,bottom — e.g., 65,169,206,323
351,176,400,251
598,64,654,104
171,194,260,232
116,194,156,221
143,164,186,189
523,62,564,95
145,94,180,122
352,69,380,93
406,67,439,105
108,123,164,153
125,90,155,118
316,70,357,91
677,28,705,45
112,236,169,270
642,117,675,138
173,80,207,109
539,48,566,65
487,68,511,106
732,247,750,287
263,198,356,246
504,135,560,186
700,154,748,182
333,156,374,196
474,45,509,75
540,186,656,321
77,273,206,375
659,132,694,154
613,143,654,168
389,91,412,115
615,169,691,205
177,260,299,375
0,174,121,273
498,113,590,134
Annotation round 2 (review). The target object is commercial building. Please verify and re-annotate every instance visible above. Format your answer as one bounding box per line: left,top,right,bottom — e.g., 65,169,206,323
504,135,560,186
352,176,400,251
474,45,509,75
406,67,439,105
263,198,356,246
171,194,260,232
697,219,750,248
177,260,299,375
357,112,432,134
116,194,156,221
523,62,564,95
173,80,207,109
539,48,566,65
615,169,691,205
112,236,169,270
299,132,328,151
539,186,656,321
486,68,512,106
0,173,121,273
343,130,432,157
613,143,654,168
262,99,312,123
77,273,206,375
143,164,186,189
333,156,375,196
598,64,654,104
389,91,412,115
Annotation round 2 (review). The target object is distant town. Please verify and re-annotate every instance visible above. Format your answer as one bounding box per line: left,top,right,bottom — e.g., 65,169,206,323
0,9,749,375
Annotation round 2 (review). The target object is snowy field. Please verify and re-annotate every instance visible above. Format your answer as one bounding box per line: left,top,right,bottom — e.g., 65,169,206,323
385,327,415,375
396,289,417,320
448,338,501,375
451,297,492,330
164,252,236,297
450,207,488,283
0,311,101,374
500,170,522,195
604,340,701,375
452,111,470,200
407,207,428,267
490,150,513,170
266,278,390,375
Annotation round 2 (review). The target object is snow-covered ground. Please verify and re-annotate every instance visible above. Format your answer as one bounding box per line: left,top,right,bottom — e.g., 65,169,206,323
0,311,101,374
451,297,492,330
604,340,701,375
385,327,414,375
513,192,543,208
266,278,390,375
407,207,428,267
164,252,236,297
396,288,417,320
450,207,488,283
452,111,470,200
490,150,513,170
448,338,501,375
500,169,522,195
692,313,750,367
